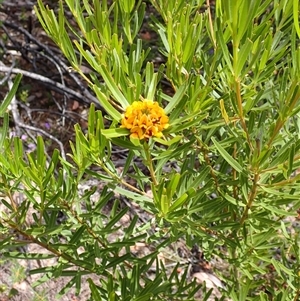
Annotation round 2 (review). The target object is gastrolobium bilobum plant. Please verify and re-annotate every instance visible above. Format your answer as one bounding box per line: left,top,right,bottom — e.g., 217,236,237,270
0,0,300,300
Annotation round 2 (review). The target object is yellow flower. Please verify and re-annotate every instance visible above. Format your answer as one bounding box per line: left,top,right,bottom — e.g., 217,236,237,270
121,100,169,139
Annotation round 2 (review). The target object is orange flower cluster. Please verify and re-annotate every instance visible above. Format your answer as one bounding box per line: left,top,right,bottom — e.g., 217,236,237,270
121,100,169,139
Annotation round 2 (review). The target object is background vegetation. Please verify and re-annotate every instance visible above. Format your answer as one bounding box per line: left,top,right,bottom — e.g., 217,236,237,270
0,0,299,300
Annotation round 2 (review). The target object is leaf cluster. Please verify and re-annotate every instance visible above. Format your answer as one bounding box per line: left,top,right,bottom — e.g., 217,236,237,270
0,0,299,300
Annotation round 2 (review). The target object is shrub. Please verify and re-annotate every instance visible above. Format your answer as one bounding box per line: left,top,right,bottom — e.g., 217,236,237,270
1,0,300,300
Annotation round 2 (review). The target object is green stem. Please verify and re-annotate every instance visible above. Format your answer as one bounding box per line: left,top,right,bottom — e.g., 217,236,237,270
143,142,158,186
3,218,102,275
95,158,147,195
240,172,259,225
195,137,219,192
234,80,253,151
267,85,300,148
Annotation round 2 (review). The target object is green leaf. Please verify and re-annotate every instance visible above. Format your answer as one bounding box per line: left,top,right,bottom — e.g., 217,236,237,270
88,103,96,136
133,294,154,301
166,172,180,200
130,136,143,147
88,279,102,301
97,65,129,109
160,190,170,215
164,84,187,115
215,19,233,74
69,226,86,245
168,192,188,212
288,142,295,177
258,203,295,216
211,137,245,174
121,150,135,177
104,207,129,231
154,138,194,161
0,74,22,116
153,135,182,146
93,84,122,121
293,0,300,39
145,68,158,101
43,149,59,187
36,136,46,168
236,38,253,76
270,258,294,277
0,113,9,150
101,128,129,138
3,252,56,260
105,253,132,269
110,137,141,150
57,276,78,298
113,186,154,210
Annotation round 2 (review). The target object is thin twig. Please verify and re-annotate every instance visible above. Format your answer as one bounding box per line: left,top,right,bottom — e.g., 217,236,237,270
38,50,68,126
0,64,98,108
3,20,103,109
5,72,67,161
19,123,66,161
0,60,15,85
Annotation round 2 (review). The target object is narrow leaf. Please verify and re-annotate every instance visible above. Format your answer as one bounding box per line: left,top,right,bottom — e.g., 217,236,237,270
88,279,102,301
211,137,244,174
0,74,22,116
101,128,129,138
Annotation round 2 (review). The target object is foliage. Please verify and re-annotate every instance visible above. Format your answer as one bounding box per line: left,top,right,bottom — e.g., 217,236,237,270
1,0,300,300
